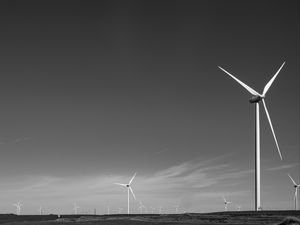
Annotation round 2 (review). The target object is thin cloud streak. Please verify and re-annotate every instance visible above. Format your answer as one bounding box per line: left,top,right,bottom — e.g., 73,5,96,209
266,163,298,171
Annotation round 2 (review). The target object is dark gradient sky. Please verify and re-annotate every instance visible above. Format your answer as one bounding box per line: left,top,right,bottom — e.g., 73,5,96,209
0,0,299,214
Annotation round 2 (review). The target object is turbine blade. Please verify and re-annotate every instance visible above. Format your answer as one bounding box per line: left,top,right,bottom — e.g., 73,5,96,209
288,174,297,186
262,99,282,160
223,196,226,202
129,187,136,200
218,66,261,96
263,62,285,96
129,172,137,185
115,183,127,187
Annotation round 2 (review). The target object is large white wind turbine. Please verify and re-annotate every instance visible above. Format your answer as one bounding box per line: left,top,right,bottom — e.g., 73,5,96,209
223,197,232,211
218,62,285,210
115,172,137,214
288,174,300,210
13,202,22,215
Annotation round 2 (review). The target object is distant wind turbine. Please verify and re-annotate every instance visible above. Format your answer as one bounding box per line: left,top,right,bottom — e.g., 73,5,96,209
223,197,232,211
173,205,179,214
73,202,80,215
13,202,22,215
106,205,110,215
158,206,163,214
38,206,43,215
115,172,137,214
218,62,285,211
118,207,123,214
138,201,143,214
288,174,300,210
150,206,155,214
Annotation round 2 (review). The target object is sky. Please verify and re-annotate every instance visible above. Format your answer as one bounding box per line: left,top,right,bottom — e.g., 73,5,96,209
0,0,299,214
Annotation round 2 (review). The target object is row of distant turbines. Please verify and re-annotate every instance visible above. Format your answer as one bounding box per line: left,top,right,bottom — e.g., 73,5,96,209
11,171,299,216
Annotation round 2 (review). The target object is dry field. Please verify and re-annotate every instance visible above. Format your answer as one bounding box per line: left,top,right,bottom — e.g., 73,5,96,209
0,211,300,225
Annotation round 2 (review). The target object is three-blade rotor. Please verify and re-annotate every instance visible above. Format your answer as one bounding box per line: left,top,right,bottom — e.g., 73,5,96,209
218,62,285,160
115,172,137,200
288,174,300,204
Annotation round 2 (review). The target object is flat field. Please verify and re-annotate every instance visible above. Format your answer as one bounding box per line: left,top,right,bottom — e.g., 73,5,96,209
0,211,300,225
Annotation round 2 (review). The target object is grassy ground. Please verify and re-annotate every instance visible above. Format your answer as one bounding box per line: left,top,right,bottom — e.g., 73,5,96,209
0,211,300,225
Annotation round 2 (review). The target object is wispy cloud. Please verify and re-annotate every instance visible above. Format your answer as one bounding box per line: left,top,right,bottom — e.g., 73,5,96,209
14,137,31,143
266,163,298,171
3,155,252,213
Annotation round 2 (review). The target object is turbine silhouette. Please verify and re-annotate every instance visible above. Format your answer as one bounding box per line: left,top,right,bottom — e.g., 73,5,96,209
115,172,137,214
218,62,285,210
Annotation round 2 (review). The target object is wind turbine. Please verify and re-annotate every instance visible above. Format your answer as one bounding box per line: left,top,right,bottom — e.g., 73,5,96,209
106,205,110,215
138,201,144,214
158,206,163,214
73,202,80,215
223,197,232,211
118,207,123,214
139,201,147,214
218,62,285,211
115,172,137,214
150,206,155,214
287,174,300,210
236,205,242,211
38,206,43,215
13,202,22,215
173,205,179,214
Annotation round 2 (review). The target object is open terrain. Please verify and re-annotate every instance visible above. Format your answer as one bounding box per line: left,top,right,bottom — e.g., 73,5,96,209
0,211,300,225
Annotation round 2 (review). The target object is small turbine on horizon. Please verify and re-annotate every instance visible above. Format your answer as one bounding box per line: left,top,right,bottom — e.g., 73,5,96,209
150,206,155,214
106,205,110,215
38,206,43,215
218,62,285,211
236,205,242,211
173,205,179,214
223,197,232,211
115,172,137,214
118,207,123,214
13,202,22,215
158,206,163,214
73,202,80,215
288,174,300,210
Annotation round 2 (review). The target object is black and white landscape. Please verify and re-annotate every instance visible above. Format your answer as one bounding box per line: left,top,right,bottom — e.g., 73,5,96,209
0,0,299,222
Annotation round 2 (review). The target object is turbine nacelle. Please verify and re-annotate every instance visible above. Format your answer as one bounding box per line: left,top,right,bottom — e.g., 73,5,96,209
249,95,263,103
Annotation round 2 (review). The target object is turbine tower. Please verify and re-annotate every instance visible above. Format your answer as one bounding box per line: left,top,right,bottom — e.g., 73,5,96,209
13,202,22,215
288,174,300,210
223,197,232,211
115,172,137,214
218,62,285,210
